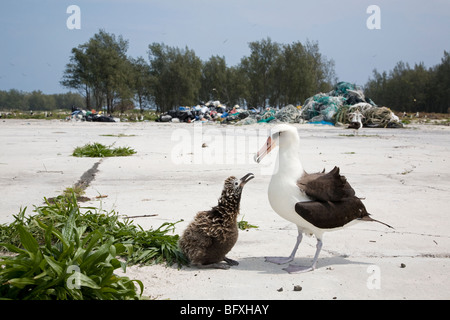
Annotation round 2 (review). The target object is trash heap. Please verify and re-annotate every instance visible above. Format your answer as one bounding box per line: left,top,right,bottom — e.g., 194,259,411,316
157,102,301,125
69,108,117,122
234,105,300,125
300,81,402,128
158,101,227,123
157,82,403,128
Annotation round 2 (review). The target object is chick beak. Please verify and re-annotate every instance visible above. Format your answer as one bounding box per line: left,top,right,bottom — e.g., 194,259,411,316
239,173,255,187
254,136,277,163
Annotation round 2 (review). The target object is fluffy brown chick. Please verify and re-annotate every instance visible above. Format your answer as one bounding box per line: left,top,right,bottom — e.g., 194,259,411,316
178,173,254,269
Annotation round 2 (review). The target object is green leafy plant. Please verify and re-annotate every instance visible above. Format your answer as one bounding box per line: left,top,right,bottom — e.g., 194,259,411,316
237,216,258,231
72,142,136,158
118,222,187,266
0,218,143,300
0,194,188,300
0,195,187,266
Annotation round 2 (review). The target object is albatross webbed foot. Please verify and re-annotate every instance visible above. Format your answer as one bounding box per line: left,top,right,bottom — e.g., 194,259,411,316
265,256,294,265
283,264,315,273
265,231,303,265
282,238,323,273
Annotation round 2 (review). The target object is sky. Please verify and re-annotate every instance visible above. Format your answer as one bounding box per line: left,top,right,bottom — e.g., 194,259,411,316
0,0,449,94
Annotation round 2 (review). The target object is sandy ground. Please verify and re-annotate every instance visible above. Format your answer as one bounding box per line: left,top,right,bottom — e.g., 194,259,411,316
1,119,449,300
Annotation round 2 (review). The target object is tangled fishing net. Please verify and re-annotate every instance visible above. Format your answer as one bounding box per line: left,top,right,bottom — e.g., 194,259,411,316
300,82,402,128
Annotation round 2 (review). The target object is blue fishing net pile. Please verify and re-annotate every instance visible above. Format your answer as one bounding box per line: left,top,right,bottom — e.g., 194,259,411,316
301,82,376,123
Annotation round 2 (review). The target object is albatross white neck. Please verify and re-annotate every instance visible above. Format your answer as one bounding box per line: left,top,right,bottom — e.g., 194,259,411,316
274,135,304,180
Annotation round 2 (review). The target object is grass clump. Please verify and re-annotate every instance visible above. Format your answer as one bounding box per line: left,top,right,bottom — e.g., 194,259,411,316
237,216,258,231
99,134,136,138
47,185,90,204
0,194,188,300
72,142,136,158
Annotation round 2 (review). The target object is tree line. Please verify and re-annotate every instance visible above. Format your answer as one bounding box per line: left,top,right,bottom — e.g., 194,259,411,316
1,29,448,114
0,90,84,111
364,51,450,113
60,29,337,113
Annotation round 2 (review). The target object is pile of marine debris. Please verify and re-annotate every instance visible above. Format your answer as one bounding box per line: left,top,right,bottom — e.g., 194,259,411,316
157,82,402,128
157,101,227,123
299,82,402,128
69,108,117,122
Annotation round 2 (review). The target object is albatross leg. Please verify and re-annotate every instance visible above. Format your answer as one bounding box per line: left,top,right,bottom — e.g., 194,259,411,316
283,238,323,273
265,231,303,265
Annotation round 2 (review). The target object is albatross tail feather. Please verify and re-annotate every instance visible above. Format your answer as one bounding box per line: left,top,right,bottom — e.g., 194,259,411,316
360,215,394,229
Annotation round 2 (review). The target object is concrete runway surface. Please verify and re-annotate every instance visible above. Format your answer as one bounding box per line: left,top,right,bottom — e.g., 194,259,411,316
1,119,449,299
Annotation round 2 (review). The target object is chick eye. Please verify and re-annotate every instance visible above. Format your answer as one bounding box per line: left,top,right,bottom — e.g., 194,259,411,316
234,181,239,187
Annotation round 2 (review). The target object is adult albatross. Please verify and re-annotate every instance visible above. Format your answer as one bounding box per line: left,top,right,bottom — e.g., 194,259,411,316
254,124,392,273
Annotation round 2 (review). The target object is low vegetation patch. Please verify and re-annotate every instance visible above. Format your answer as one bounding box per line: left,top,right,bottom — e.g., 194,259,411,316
47,185,90,204
99,134,136,138
72,143,136,158
238,216,258,231
0,194,187,300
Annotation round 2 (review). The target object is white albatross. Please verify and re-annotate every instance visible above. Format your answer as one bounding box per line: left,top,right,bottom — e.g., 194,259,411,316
348,110,365,135
254,124,392,273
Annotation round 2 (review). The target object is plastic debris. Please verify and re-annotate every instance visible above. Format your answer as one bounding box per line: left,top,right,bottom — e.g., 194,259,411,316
301,82,402,128
274,104,302,123
68,108,117,122
301,94,345,122
156,82,402,128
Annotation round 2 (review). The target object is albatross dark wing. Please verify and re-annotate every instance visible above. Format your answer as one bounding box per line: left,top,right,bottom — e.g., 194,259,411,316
297,166,355,202
295,166,375,229
295,166,393,229
295,197,369,229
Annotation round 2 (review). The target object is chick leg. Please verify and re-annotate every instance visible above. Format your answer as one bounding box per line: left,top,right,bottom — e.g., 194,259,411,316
194,263,231,270
224,257,239,266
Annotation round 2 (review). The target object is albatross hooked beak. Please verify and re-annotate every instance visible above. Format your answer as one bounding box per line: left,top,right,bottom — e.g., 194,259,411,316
239,173,255,187
254,136,277,163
